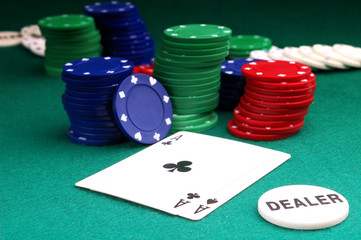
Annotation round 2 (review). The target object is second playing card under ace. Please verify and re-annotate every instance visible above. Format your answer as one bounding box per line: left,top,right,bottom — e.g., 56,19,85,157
76,131,291,220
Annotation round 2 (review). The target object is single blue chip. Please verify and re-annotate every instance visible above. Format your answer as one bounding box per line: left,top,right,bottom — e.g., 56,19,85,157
95,13,140,23
113,73,173,144
99,19,146,30
69,118,118,128
71,125,121,134
69,114,115,122
65,88,114,99
62,95,111,111
64,106,113,117
71,128,124,141
84,1,138,17
221,58,262,77
110,46,155,56
108,42,154,52
63,93,113,105
102,32,151,42
67,128,124,146
67,83,119,93
62,75,123,86
62,57,133,80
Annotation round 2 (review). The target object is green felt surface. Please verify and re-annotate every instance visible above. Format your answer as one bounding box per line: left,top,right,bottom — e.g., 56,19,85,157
1,0,361,239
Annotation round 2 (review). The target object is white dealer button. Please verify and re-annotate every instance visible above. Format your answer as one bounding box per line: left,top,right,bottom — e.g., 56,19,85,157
257,185,349,230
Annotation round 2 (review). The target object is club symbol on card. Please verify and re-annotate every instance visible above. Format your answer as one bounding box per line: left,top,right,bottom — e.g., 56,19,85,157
187,193,200,199
207,198,218,205
163,161,192,172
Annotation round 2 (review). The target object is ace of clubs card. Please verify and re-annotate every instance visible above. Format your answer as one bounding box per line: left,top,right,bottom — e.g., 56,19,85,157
76,131,291,220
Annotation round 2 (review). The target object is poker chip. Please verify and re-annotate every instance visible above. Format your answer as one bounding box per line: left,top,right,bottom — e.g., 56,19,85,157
218,58,262,110
333,44,361,63
113,74,173,144
162,44,229,55
67,128,125,146
170,112,218,133
250,50,272,60
247,73,316,90
228,119,297,141
162,38,227,49
239,98,309,115
229,35,272,59
282,47,330,70
264,45,361,71
154,24,232,132
63,57,133,79
62,57,132,146
244,87,314,103
163,80,220,97
133,64,154,76
38,14,102,78
21,24,41,37
163,24,232,43
243,94,314,109
298,46,346,69
236,104,309,121
84,1,155,66
267,47,292,61
228,60,316,141
29,38,45,57
20,24,46,57
84,2,137,16
242,60,313,83
245,81,316,96
258,185,349,230
233,115,305,135
312,44,361,68
0,31,22,47
233,108,303,128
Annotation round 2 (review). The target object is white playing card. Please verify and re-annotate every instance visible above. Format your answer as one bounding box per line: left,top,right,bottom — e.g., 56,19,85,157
76,131,291,220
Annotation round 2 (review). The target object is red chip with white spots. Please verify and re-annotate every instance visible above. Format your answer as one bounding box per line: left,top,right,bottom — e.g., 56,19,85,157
236,104,309,121
233,107,304,128
228,118,297,141
238,99,309,116
242,94,314,109
241,60,312,82
244,86,314,103
233,117,305,135
246,72,316,90
245,81,316,96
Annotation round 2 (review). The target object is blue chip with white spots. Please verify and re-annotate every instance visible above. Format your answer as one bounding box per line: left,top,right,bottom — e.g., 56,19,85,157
221,58,263,77
67,128,125,146
62,57,133,80
84,1,138,17
113,73,173,144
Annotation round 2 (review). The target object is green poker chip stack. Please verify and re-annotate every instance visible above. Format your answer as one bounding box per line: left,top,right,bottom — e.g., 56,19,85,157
38,14,102,78
153,24,232,132
228,35,272,59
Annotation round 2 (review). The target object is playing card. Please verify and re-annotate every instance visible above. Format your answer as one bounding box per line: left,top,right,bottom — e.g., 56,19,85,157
76,131,291,220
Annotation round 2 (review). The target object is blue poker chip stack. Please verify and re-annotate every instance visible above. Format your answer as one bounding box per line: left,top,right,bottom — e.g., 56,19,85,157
219,58,262,110
61,56,134,146
84,1,155,66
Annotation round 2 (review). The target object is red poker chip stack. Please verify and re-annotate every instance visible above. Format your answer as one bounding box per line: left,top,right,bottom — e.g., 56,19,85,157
228,60,316,141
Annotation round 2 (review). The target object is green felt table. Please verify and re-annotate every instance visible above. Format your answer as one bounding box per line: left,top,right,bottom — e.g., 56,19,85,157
1,0,361,239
